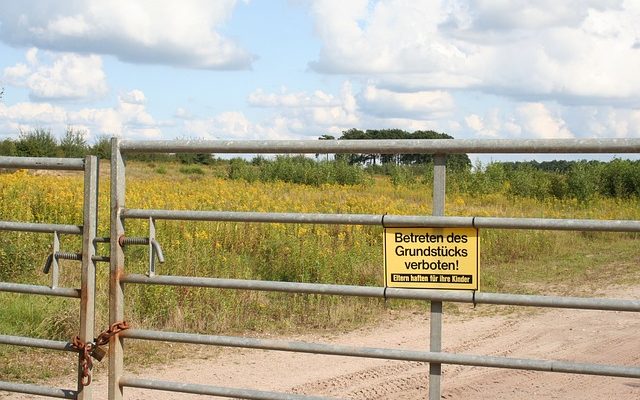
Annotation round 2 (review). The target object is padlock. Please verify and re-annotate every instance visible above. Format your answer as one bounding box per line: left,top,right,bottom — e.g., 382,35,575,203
91,345,107,362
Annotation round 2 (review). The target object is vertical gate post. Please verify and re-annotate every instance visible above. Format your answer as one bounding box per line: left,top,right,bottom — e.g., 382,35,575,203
429,154,446,399
109,139,126,400
77,156,98,399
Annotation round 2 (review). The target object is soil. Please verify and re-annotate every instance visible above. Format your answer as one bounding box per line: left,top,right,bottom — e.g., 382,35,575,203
2,286,639,399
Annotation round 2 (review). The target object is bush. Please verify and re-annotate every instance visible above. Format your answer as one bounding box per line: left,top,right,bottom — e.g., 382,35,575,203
176,152,215,165
228,158,259,182
600,159,640,198
448,162,508,196
59,128,88,158
90,135,112,160
227,156,366,186
566,162,601,202
179,166,204,175
16,129,59,157
0,139,17,156
388,165,417,186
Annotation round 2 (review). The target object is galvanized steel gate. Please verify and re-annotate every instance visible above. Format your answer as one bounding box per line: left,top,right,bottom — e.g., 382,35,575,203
1,138,640,399
0,156,99,399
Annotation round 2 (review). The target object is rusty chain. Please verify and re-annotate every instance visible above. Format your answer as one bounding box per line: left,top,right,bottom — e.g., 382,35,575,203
70,321,130,386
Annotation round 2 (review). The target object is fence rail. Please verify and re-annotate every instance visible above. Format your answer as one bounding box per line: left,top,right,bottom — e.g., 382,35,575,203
122,329,640,378
119,138,640,154
122,208,640,232
121,274,640,312
0,156,85,170
0,221,83,235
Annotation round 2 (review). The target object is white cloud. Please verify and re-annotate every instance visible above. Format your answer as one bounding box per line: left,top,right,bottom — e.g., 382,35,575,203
308,0,640,105
247,82,360,132
0,89,161,139
359,85,454,118
120,89,146,105
248,88,341,108
463,100,640,140
566,106,640,138
242,82,463,138
309,0,471,77
461,0,620,32
464,109,520,138
516,103,574,139
0,102,67,128
0,0,253,70
183,111,298,140
174,107,194,120
3,63,30,81
2,48,108,101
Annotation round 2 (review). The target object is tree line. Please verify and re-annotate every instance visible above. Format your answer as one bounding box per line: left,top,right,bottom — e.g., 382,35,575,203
0,128,112,159
1,128,638,199
324,128,471,171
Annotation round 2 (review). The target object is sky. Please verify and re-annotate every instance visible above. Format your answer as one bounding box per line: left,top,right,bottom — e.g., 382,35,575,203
1,0,640,150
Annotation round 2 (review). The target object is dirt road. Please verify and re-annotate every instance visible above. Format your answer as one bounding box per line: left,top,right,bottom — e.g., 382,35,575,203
3,286,639,399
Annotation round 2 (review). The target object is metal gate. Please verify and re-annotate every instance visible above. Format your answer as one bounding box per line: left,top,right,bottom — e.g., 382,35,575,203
0,156,99,399
109,138,640,400
1,138,640,400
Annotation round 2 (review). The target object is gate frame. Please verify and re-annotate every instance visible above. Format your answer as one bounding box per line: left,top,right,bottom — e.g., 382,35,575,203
109,137,640,400
0,156,99,399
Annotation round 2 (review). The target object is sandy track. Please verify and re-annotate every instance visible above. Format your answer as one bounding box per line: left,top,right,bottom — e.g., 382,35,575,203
2,286,639,399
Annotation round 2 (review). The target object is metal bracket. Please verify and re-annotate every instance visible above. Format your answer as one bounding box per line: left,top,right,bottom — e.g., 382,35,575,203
116,219,165,277
42,232,60,288
148,217,157,277
43,233,97,288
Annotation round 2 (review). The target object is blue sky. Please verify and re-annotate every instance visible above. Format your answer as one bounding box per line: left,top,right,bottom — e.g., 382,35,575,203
1,0,639,149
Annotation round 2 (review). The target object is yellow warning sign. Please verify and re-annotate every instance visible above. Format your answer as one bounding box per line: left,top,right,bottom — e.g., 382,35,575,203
384,227,479,290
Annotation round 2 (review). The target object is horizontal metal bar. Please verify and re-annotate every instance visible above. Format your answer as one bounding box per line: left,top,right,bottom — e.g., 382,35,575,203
119,138,640,154
121,274,640,312
123,273,382,296
119,377,341,400
122,329,640,378
388,216,640,232
0,156,85,171
0,334,75,352
123,209,383,225
122,209,640,233
472,217,640,232
0,282,81,298
92,255,110,263
0,381,77,399
383,215,473,227
0,221,83,235
391,289,640,312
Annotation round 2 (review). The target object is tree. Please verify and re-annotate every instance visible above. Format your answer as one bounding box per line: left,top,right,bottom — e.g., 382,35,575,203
90,135,112,160
0,139,17,156
176,152,215,165
335,129,471,171
60,127,88,158
316,134,335,161
16,129,59,157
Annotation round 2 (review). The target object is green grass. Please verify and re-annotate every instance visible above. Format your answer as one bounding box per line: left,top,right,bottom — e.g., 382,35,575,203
481,230,640,296
179,165,205,175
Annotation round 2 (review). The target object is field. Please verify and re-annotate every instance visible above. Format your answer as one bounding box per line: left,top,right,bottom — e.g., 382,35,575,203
1,160,639,383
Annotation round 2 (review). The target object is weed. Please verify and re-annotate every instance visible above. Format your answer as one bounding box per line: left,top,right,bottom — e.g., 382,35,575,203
179,165,204,175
